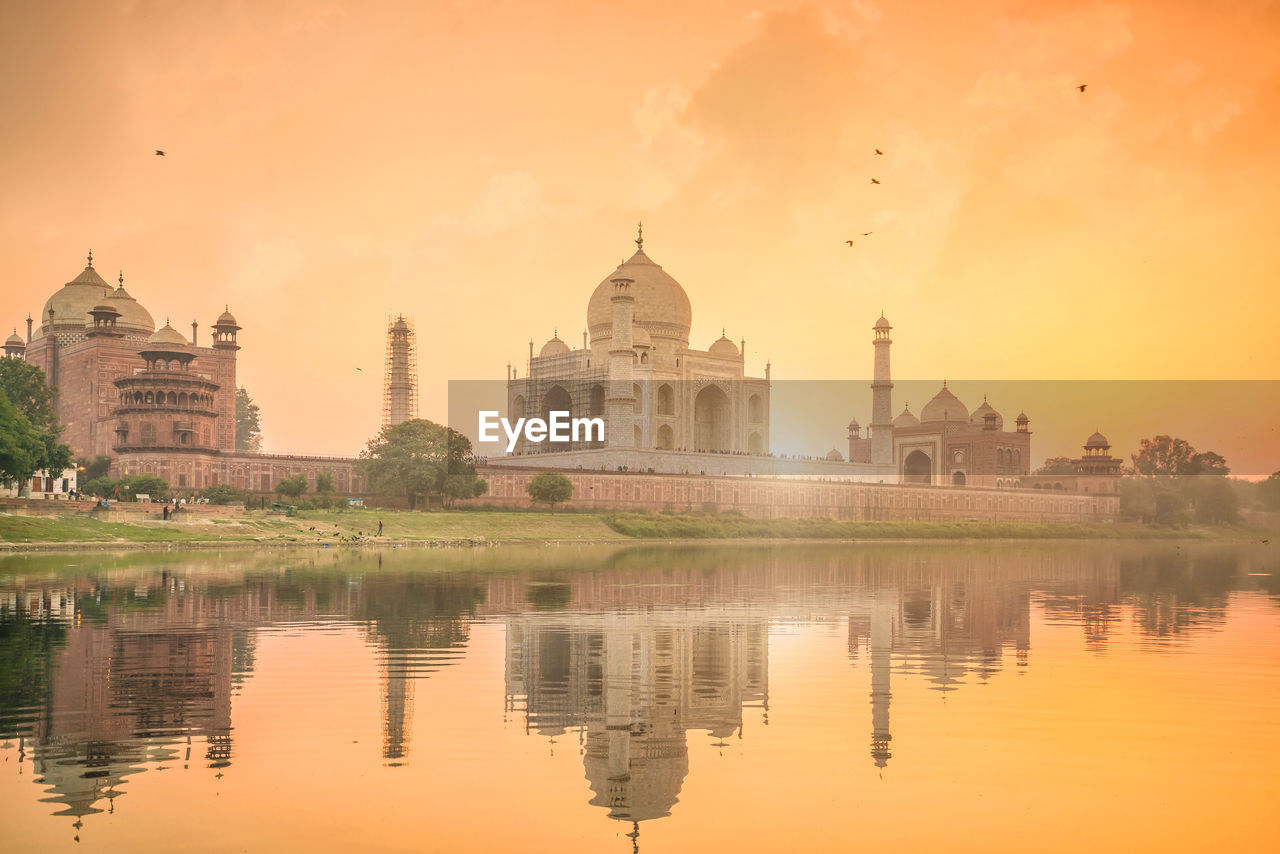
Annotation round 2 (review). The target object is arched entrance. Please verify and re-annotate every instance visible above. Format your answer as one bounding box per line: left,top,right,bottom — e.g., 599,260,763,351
747,431,764,454
541,385,572,450
656,424,674,450
952,470,966,486
903,450,932,484
694,385,731,452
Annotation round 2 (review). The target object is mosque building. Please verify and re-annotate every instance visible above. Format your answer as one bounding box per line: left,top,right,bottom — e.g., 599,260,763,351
6,252,365,495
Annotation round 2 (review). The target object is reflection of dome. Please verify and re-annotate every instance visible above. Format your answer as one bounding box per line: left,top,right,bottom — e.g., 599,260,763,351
893,404,919,429
920,383,968,423
588,242,692,347
539,334,569,357
825,448,845,461
708,332,738,357
1085,431,1110,449
584,728,688,823
147,322,188,348
970,397,1003,429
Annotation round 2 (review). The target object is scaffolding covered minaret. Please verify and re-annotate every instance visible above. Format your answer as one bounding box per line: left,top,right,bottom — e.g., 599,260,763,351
383,315,418,427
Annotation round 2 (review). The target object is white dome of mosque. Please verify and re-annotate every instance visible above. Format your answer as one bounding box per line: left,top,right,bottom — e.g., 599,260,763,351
35,255,154,340
708,332,739,357
146,322,188,348
539,333,570,357
893,405,920,429
6,329,24,346
970,397,1004,429
632,324,653,348
825,448,845,461
215,308,239,327
920,383,969,423
1085,431,1110,449
587,228,692,347
874,313,891,330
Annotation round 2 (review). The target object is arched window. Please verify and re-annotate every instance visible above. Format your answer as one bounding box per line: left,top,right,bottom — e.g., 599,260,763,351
997,448,1006,466
748,394,763,423
511,394,526,419
589,385,605,418
656,384,675,416
167,391,177,406
656,424,675,450
640,352,649,364
633,383,643,414
1013,449,1022,468
178,392,189,408
144,391,154,404
634,424,643,446
748,431,764,454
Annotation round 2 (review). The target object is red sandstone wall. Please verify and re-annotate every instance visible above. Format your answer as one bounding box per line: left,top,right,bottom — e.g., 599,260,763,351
468,467,1119,522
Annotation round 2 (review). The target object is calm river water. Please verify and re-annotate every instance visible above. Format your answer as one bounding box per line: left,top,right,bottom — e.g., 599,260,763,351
1,542,1277,852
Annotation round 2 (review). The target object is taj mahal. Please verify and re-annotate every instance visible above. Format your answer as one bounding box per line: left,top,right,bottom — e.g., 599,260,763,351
490,227,1115,493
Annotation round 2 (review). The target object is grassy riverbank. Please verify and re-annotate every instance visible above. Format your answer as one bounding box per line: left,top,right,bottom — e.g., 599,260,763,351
0,507,1263,548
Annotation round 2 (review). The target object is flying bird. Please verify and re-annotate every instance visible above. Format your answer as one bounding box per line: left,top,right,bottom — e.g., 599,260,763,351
356,367,363,372
874,149,884,155
846,240,854,246
155,150,165,156
862,231,873,236
1077,84,1087,93
870,178,881,185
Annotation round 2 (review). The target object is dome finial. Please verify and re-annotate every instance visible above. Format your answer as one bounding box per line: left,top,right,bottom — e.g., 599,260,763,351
87,248,94,268
118,270,124,286
636,221,643,250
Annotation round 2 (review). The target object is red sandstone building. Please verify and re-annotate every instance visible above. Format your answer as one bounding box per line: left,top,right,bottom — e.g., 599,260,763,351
7,253,364,494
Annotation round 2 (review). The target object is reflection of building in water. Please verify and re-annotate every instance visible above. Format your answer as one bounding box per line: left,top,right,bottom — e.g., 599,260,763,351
28,613,238,824
847,572,1032,769
504,608,768,828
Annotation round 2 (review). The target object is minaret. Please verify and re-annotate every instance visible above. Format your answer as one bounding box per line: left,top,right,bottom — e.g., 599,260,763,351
383,315,418,427
870,314,893,466
605,276,636,448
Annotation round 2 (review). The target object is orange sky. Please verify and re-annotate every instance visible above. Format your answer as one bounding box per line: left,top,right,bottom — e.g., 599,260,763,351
2,0,1278,456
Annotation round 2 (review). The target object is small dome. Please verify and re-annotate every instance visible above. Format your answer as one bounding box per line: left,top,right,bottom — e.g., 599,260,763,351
5,329,24,346
109,281,156,336
146,322,188,347
632,324,653,348
893,405,920,429
970,397,1004,429
1085,431,1109,449
215,308,239,328
1015,410,1030,424
539,334,570,357
90,304,119,315
873,313,891,330
848,417,860,429
920,383,969,423
826,448,845,461
708,332,739,357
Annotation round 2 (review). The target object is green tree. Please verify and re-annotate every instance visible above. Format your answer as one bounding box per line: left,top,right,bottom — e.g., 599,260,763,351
359,419,477,510
1120,478,1157,523
315,472,335,494
236,388,263,453
1260,471,1280,511
526,472,573,512
198,483,247,505
277,474,308,499
0,390,46,489
1131,435,1198,476
0,359,58,432
0,360,72,480
1035,457,1075,475
118,474,169,501
76,454,112,481
1188,451,1230,475
80,476,117,498
1190,477,1239,524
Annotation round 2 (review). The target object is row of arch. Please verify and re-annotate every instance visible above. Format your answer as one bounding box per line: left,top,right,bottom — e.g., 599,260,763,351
996,447,1022,467
118,389,215,410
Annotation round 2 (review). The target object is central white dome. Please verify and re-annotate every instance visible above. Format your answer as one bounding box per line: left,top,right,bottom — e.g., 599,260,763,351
587,245,692,347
